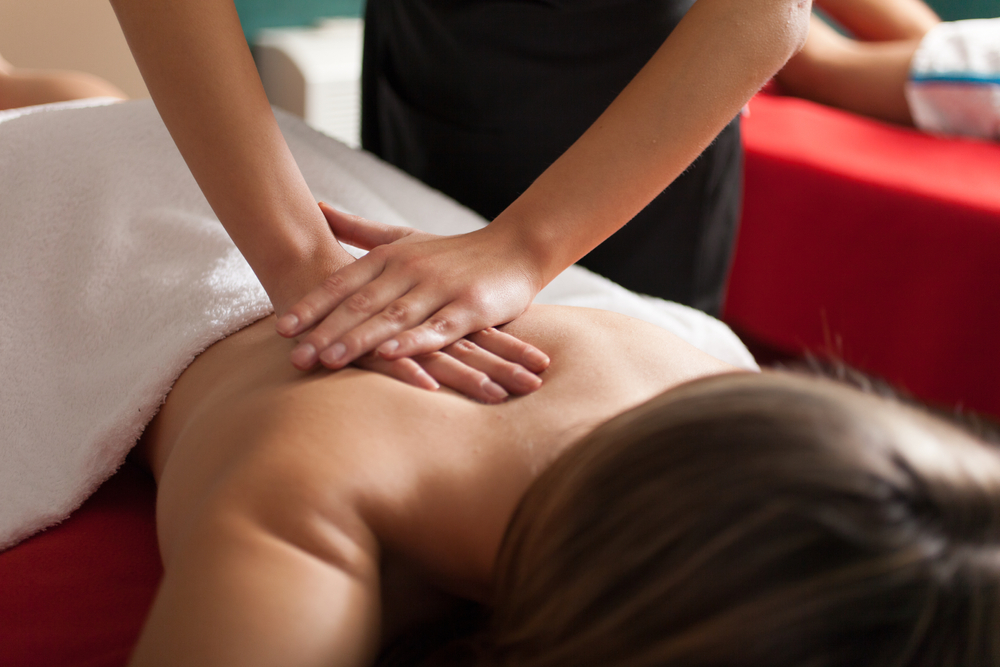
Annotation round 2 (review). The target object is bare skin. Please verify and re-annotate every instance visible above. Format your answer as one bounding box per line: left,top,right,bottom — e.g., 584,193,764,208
0,52,126,111
129,304,736,667
812,0,939,41
777,0,941,125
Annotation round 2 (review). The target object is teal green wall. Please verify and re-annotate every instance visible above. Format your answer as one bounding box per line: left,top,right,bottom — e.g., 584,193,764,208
924,0,998,20
234,0,994,40
234,0,364,40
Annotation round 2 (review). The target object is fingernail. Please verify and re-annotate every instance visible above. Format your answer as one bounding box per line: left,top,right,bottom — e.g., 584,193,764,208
524,348,550,369
515,369,542,390
291,343,317,368
483,381,508,401
416,370,440,391
276,314,299,335
321,342,348,366
378,340,400,357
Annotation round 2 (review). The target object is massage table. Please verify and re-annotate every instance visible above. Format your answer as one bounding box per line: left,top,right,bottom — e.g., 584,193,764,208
0,99,752,665
0,463,160,666
728,90,1000,419
4,91,998,665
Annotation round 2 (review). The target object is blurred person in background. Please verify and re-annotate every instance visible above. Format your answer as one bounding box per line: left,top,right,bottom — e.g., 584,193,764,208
0,51,125,110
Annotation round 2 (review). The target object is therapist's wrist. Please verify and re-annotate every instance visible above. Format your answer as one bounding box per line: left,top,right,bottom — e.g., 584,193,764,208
479,214,553,294
488,202,581,290
256,225,354,316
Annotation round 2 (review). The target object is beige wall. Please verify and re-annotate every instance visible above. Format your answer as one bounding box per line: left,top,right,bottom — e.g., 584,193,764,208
0,0,148,98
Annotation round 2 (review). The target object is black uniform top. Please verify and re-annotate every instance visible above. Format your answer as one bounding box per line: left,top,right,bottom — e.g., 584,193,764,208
362,0,742,315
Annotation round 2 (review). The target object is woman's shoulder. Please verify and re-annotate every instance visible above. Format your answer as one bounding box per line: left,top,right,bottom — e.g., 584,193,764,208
502,303,670,336
498,304,739,426
501,304,729,368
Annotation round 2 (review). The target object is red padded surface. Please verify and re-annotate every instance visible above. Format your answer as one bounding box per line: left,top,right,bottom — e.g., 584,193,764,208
727,93,1000,417
0,464,161,667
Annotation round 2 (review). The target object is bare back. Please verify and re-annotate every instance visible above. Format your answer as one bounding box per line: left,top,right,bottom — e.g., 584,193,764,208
136,305,737,657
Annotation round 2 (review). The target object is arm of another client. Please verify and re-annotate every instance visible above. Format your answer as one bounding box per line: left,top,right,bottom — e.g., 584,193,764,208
814,0,940,40
0,53,126,110
775,0,940,125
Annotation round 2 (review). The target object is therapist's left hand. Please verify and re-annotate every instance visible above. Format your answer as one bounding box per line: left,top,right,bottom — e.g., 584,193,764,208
276,202,548,374
352,327,545,403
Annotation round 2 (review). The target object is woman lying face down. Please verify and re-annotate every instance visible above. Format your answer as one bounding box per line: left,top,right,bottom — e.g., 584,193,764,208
130,300,734,666
492,370,1000,667
5,97,988,665
129,296,999,666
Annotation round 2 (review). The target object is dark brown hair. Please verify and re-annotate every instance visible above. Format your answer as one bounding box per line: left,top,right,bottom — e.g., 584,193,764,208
486,371,1000,666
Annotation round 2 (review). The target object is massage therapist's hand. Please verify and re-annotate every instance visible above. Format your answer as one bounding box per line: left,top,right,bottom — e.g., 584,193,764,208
352,328,547,404
276,202,549,375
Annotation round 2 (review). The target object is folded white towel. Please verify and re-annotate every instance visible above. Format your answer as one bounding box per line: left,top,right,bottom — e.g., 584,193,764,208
906,18,1000,140
0,100,756,551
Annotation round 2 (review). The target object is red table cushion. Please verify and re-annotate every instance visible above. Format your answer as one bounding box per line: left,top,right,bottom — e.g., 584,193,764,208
0,463,161,667
727,93,1000,418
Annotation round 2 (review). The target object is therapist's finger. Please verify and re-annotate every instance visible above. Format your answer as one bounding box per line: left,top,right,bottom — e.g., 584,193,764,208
412,351,510,404
319,202,414,250
466,327,551,374
297,272,432,370
353,343,523,403
442,338,541,396
315,290,442,370
351,353,439,391
277,253,388,339
375,301,479,360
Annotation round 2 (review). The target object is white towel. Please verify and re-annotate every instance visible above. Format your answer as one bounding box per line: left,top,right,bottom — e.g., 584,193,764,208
905,18,1000,140
0,100,756,551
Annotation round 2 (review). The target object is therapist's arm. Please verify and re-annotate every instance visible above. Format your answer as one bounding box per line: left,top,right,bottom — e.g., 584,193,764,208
109,0,348,313
279,0,812,370
109,0,548,392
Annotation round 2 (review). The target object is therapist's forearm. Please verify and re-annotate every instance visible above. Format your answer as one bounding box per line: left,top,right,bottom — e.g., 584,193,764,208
490,0,811,286
110,0,348,312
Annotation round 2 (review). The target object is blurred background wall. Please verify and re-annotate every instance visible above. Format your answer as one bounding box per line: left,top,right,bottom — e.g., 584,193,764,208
0,0,993,103
234,0,363,38
929,0,999,20
229,0,996,34
0,0,148,98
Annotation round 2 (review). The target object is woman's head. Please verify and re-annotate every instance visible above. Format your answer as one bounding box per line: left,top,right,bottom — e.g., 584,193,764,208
489,371,1000,666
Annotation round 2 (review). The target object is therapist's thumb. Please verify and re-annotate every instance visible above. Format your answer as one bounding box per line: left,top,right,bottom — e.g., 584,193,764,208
319,201,412,250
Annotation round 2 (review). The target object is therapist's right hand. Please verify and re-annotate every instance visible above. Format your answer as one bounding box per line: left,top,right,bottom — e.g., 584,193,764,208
276,203,550,379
